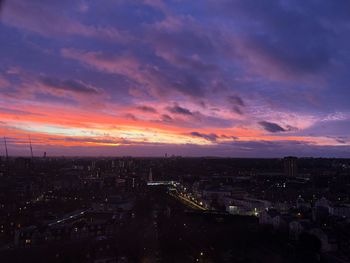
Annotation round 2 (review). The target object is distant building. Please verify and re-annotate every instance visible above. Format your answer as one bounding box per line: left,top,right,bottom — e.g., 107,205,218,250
313,197,331,221
148,168,153,182
284,156,298,177
296,197,311,211
329,204,350,218
272,214,292,231
289,219,312,240
227,198,271,216
259,209,279,225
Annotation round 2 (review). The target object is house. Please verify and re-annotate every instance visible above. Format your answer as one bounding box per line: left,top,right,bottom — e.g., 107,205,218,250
272,214,292,231
259,209,279,225
329,204,350,218
289,219,312,240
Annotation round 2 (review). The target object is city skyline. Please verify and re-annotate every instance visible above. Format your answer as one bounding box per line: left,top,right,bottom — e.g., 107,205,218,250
1,0,350,157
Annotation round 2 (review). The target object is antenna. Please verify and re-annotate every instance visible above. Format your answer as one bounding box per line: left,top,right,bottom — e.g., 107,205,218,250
29,135,33,159
4,137,8,159
3,137,9,176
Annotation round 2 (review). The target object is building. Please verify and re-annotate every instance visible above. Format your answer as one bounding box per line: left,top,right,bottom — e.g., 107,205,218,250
329,204,350,218
148,168,153,182
259,209,279,225
284,156,298,177
289,219,312,240
227,198,271,216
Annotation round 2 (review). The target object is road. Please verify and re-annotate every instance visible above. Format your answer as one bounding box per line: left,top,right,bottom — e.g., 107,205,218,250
169,192,207,211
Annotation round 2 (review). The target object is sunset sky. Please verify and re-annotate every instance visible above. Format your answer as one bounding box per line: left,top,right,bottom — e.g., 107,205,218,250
1,0,350,157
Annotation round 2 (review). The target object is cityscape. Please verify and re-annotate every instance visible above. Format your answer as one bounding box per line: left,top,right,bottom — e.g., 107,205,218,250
1,0,350,262
0,156,350,262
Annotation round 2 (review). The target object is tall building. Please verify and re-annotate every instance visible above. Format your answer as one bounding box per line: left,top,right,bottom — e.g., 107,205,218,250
284,156,298,177
148,168,153,182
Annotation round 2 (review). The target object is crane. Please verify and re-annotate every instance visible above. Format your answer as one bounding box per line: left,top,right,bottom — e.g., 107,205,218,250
29,135,33,159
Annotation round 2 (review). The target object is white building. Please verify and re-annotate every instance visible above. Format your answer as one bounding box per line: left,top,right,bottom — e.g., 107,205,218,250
329,204,350,218
225,198,271,216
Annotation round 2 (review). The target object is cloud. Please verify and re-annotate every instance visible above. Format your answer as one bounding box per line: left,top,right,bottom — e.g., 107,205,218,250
78,2,89,13
226,95,246,115
0,75,9,88
295,118,350,138
155,48,217,72
161,114,173,122
40,77,100,95
0,107,42,116
143,0,167,12
330,136,348,145
189,131,218,142
2,0,350,156
228,95,245,107
137,105,157,113
148,17,214,61
259,121,286,133
189,131,238,143
216,1,334,76
232,106,243,115
124,113,138,121
1,70,106,106
2,0,130,42
166,105,193,116
170,74,203,97
61,48,206,98
60,137,128,145
61,48,140,76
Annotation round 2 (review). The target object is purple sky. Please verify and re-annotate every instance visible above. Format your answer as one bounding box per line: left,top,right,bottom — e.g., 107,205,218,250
1,0,350,157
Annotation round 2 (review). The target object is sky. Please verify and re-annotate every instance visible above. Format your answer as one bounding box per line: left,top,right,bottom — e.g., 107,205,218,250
0,0,350,157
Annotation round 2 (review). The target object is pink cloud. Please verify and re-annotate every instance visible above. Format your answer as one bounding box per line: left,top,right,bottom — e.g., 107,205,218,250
2,0,131,43
143,0,167,12
0,68,107,108
61,48,175,99
153,15,186,32
0,75,10,88
61,48,142,78
223,32,327,87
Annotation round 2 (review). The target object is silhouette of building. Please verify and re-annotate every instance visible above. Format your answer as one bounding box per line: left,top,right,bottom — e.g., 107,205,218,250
148,168,153,182
284,156,298,177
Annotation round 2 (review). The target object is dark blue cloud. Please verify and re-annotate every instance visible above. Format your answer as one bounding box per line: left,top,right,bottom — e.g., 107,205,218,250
190,131,218,142
137,105,157,113
161,114,173,122
40,77,100,94
167,105,193,116
259,121,286,133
